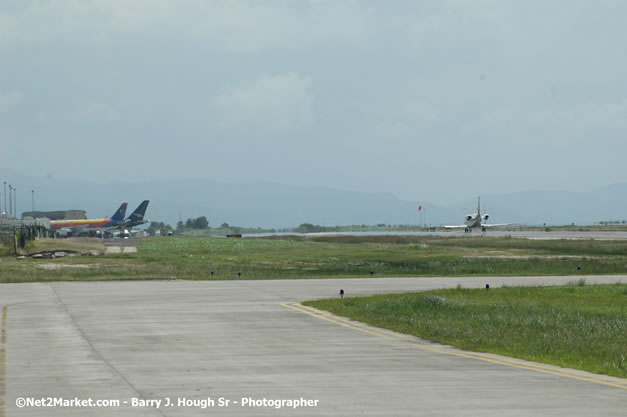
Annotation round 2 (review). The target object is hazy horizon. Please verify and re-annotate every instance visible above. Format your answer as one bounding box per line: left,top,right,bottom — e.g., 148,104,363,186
3,167,627,228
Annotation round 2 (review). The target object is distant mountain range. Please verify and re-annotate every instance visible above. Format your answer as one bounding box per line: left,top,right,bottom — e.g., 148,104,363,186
0,169,625,228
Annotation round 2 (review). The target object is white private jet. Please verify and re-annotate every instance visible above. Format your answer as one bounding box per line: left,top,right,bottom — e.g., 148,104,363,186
444,197,508,233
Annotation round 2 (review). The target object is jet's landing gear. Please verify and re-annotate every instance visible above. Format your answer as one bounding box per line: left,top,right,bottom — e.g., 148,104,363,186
464,227,470,233
481,226,486,233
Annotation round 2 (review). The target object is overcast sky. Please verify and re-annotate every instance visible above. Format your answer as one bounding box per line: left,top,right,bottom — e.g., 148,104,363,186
1,0,626,205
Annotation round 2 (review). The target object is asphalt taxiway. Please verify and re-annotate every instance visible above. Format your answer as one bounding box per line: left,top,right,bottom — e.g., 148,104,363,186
1,276,626,416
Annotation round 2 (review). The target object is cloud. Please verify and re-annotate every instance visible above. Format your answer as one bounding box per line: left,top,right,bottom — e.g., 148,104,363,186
0,90,23,114
208,73,313,133
532,100,627,133
462,99,627,148
37,100,120,123
0,1,375,52
373,100,441,141
74,100,120,122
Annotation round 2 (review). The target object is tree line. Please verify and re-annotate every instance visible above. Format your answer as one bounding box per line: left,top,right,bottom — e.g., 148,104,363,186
177,216,209,231
146,220,428,236
146,217,255,236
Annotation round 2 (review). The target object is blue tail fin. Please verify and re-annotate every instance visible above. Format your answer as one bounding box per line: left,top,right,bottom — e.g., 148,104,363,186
111,203,128,221
127,200,149,222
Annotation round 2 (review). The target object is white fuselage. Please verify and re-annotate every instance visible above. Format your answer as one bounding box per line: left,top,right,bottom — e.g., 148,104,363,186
464,214,482,228
463,197,488,231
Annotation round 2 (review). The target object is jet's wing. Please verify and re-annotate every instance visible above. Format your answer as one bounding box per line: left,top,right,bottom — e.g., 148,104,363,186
480,223,510,228
442,225,468,229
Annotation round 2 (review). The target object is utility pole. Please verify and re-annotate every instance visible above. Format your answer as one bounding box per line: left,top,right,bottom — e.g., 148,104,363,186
14,187,17,219
3,181,5,213
32,189,34,212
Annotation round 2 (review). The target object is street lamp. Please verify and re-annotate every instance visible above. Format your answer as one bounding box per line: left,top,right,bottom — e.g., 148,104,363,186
3,181,5,213
13,187,16,219
32,190,34,213
8,185,12,217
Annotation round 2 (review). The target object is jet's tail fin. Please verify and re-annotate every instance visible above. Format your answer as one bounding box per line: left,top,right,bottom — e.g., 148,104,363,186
128,200,149,222
111,203,128,222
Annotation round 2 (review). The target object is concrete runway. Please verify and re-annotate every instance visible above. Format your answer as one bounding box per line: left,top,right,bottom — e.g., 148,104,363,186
1,276,626,416
248,230,627,240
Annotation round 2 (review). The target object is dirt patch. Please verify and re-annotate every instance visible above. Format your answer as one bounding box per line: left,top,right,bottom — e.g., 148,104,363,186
464,255,587,260
105,246,137,254
36,263,95,270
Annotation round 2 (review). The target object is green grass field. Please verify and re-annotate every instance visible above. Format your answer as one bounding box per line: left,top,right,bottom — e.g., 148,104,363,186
0,234,626,282
304,283,627,378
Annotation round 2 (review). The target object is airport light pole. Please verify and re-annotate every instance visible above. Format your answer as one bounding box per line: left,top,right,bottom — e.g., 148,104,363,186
14,187,17,219
32,189,34,213
3,181,5,213
8,185,12,217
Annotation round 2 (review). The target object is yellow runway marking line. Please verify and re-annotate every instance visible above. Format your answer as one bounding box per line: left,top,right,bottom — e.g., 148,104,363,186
281,302,627,391
451,349,627,384
282,303,400,340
